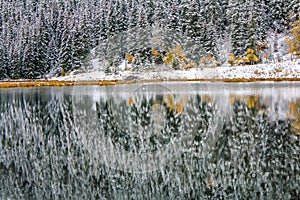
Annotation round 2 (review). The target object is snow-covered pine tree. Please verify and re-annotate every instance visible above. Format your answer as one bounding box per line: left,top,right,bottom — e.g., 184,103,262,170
0,43,9,79
72,19,92,71
117,0,129,56
182,0,207,62
128,7,153,71
226,0,250,56
246,0,261,50
162,1,182,50
58,16,74,74
269,0,290,33
145,0,155,26
105,0,125,73
205,0,226,34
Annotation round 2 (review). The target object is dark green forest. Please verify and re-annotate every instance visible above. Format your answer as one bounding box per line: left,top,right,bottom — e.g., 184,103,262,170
0,0,299,79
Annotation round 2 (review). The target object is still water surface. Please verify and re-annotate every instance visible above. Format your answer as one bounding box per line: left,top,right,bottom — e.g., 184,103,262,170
0,82,299,199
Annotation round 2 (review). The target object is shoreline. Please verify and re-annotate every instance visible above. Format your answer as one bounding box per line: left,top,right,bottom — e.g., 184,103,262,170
1,61,299,88
1,77,300,88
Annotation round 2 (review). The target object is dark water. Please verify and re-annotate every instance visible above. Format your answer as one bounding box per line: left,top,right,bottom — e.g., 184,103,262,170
0,82,299,199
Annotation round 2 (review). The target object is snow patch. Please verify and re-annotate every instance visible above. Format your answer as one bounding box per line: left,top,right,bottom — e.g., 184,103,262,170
52,60,300,82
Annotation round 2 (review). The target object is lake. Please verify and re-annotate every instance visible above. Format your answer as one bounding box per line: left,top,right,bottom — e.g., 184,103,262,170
0,82,299,199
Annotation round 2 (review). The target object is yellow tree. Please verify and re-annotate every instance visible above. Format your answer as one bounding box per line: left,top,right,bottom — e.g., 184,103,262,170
287,16,300,56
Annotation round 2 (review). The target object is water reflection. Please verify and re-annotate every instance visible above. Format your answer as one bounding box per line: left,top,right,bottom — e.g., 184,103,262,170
0,83,299,199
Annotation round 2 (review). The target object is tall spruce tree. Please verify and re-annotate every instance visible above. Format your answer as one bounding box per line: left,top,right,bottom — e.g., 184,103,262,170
227,0,250,55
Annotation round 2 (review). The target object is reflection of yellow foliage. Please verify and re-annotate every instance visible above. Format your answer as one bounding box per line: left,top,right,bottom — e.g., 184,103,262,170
245,96,258,109
229,94,242,104
175,102,183,114
164,94,175,111
202,95,212,103
229,95,266,112
126,53,134,64
176,96,188,114
127,96,133,106
162,94,188,114
287,99,300,135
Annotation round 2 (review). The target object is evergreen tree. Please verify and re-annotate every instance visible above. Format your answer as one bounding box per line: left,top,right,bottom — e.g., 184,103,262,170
227,0,250,55
0,46,9,79
182,0,207,61
205,0,226,34
269,0,290,33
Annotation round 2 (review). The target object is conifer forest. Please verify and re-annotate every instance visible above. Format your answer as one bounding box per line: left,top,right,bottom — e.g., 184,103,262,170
0,0,299,79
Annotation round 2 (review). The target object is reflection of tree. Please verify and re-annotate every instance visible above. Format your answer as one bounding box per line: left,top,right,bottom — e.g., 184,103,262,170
1,91,300,199
96,95,182,153
209,95,300,198
287,99,300,135
0,92,94,199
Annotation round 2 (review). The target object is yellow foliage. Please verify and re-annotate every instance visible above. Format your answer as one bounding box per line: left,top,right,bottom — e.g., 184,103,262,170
242,56,250,63
200,53,213,64
61,68,65,76
162,44,195,68
200,57,206,64
246,48,255,55
174,43,186,60
183,61,197,69
263,54,268,59
227,53,235,65
287,16,300,55
229,49,259,65
247,53,259,62
65,71,71,76
256,41,268,51
163,51,174,64
126,53,134,64
152,48,158,57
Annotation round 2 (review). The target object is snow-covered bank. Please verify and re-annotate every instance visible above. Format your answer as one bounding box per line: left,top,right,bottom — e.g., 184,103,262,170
53,61,300,82
219,61,300,79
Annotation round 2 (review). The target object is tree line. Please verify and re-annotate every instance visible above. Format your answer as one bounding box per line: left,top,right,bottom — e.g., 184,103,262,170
0,0,299,79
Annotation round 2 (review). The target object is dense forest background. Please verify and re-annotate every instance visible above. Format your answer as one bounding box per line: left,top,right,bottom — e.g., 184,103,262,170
0,0,299,79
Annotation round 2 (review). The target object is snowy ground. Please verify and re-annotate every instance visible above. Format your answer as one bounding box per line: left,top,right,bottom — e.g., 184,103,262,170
53,60,300,82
